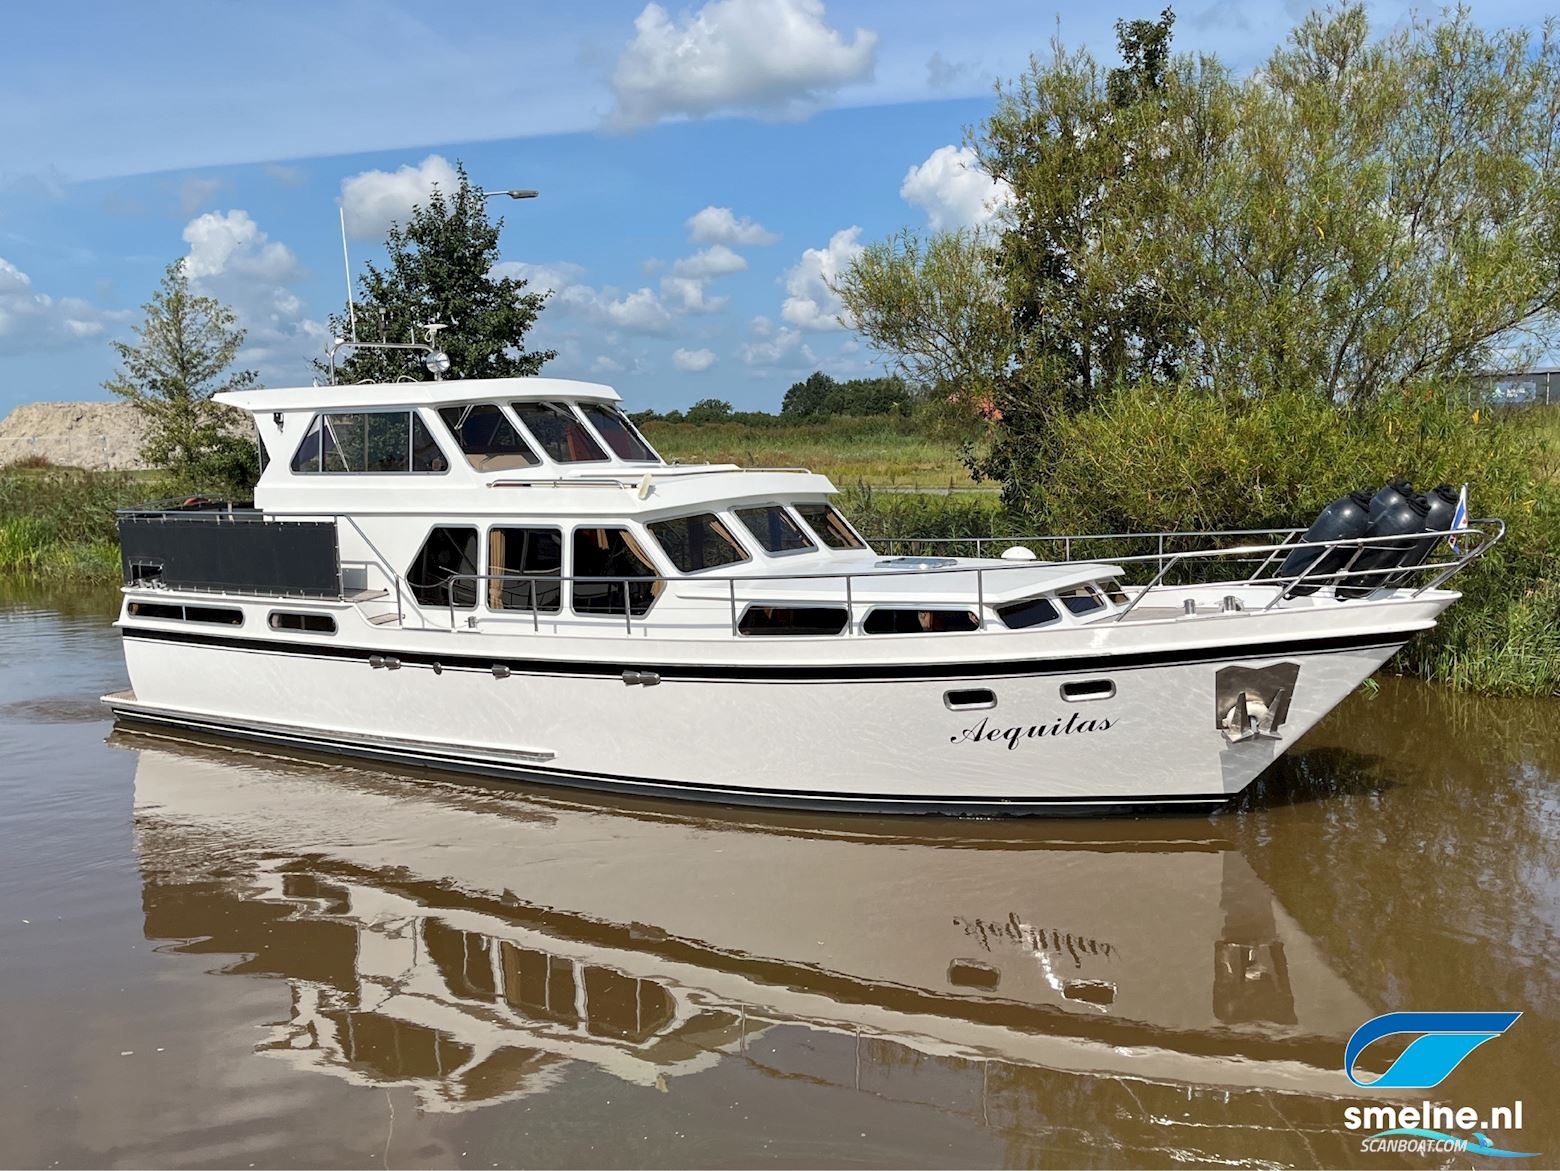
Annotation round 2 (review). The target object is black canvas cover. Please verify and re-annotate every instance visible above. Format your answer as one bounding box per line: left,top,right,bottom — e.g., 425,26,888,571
118,514,340,598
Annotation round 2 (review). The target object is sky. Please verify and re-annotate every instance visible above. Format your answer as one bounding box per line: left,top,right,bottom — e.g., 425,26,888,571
0,0,1552,417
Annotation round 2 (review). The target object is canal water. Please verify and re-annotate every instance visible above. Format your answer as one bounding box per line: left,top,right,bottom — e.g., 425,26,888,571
1,584,1556,1169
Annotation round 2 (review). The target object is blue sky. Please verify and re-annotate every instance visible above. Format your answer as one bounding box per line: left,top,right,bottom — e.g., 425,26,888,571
0,0,1551,416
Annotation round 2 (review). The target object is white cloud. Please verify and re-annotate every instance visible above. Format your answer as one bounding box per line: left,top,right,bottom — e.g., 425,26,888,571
0,257,113,354
609,0,878,129
740,318,816,368
180,210,321,383
900,144,1013,231
659,275,727,314
182,210,299,283
591,355,625,374
779,226,861,331
495,259,677,335
671,244,747,278
339,154,458,239
686,205,779,246
673,347,718,372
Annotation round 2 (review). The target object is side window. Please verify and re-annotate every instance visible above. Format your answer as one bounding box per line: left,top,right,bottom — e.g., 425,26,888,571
438,404,539,471
410,414,446,472
487,527,563,612
572,528,660,617
407,526,479,609
513,402,608,463
863,609,980,634
996,596,1061,629
735,505,815,554
290,411,447,473
579,402,658,461
646,513,748,573
738,606,850,637
794,503,866,550
1059,585,1105,616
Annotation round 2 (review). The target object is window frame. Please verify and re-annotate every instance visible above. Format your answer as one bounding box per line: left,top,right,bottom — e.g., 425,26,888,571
484,525,565,614
405,523,481,611
1058,584,1106,617
861,607,981,635
994,594,1063,630
793,502,868,551
569,525,666,619
511,400,611,465
736,603,851,638
577,401,661,463
733,504,818,558
645,511,752,575
267,610,338,635
437,402,541,472
289,407,450,476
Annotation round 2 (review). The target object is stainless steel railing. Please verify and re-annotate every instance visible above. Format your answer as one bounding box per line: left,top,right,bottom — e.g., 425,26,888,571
437,519,1503,638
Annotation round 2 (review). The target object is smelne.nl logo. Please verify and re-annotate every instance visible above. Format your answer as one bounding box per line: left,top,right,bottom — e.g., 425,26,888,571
1345,1011,1520,1089
1342,1011,1538,1159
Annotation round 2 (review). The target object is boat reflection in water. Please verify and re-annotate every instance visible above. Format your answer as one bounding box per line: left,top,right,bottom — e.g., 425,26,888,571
126,735,1382,1162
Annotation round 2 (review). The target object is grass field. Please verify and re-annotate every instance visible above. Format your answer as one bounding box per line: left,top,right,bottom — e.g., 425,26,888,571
639,416,981,489
1527,406,1560,481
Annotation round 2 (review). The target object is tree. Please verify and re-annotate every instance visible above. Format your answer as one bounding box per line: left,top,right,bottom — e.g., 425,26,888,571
322,161,555,384
841,6,1560,497
780,370,917,417
685,398,734,425
833,230,1014,410
105,261,258,493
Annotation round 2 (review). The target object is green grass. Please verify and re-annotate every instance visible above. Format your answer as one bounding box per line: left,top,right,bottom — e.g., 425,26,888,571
0,466,152,580
1520,406,1560,482
640,415,982,488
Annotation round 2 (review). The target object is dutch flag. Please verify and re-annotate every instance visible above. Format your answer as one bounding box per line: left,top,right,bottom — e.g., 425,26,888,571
1449,483,1469,553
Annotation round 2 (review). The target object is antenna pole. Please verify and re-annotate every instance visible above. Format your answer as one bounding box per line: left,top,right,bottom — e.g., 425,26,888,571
339,207,358,342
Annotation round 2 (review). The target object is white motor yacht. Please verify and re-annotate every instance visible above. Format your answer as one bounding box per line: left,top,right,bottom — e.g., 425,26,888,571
103,375,1498,814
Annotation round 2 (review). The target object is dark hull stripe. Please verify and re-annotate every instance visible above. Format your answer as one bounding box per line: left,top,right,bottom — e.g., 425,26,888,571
108,708,1233,818
120,624,1415,683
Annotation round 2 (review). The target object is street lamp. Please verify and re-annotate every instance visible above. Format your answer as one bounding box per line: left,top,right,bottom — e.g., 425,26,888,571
478,188,539,200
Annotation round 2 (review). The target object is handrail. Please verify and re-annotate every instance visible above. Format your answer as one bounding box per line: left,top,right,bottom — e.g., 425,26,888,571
435,520,1502,637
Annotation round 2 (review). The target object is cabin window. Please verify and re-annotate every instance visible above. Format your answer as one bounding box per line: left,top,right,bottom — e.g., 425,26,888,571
647,513,748,574
738,606,850,637
1059,585,1105,616
487,527,563,612
513,402,608,463
438,403,539,471
579,403,658,462
128,601,243,626
735,505,815,555
407,526,479,609
863,608,980,634
290,410,446,473
794,503,866,550
572,528,661,617
996,596,1061,629
1103,579,1130,604
269,611,337,634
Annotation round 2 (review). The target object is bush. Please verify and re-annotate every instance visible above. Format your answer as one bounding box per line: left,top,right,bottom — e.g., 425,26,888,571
1014,385,1559,695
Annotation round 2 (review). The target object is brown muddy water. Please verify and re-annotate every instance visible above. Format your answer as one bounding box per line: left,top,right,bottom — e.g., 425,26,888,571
1,584,1557,1170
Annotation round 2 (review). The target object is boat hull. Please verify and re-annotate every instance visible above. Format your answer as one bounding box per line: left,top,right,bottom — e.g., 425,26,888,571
107,622,1415,814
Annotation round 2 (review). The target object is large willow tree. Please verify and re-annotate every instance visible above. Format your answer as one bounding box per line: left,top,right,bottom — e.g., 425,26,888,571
838,7,1560,481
